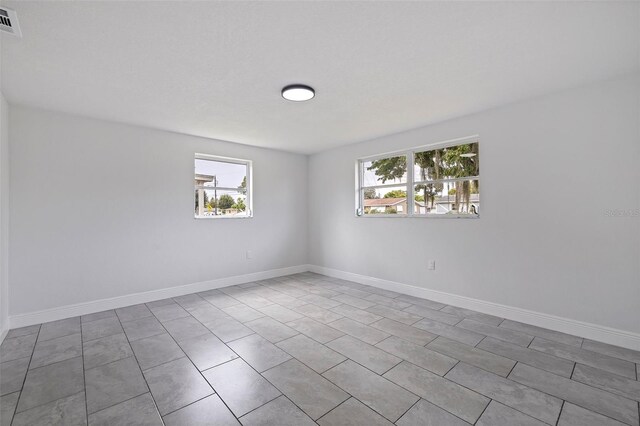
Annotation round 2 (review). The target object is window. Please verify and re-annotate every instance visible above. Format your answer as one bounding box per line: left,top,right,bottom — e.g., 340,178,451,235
357,138,479,218
194,154,252,218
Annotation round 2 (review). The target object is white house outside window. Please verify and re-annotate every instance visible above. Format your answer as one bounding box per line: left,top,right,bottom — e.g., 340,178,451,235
195,154,252,218
356,138,479,218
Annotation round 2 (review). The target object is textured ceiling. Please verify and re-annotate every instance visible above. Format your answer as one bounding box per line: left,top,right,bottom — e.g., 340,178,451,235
2,1,639,154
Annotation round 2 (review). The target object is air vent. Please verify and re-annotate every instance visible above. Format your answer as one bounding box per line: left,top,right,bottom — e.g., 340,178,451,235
0,7,21,38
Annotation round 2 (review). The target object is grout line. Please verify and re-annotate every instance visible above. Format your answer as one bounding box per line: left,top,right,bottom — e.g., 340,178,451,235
2,327,40,341
314,395,353,423
409,317,424,326
14,350,82,373
10,324,41,424
84,354,136,372
506,364,636,426
322,358,424,420
505,359,519,378
476,340,576,377
79,317,89,426
79,311,118,325
11,390,88,425
148,293,263,424
194,313,296,422
394,396,421,423
442,359,460,377
19,333,84,371
4,274,636,426
474,335,488,348
159,392,213,418
555,400,565,426
328,356,470,425
236,394,312,424
445,362,559,426
0,354,31,367
441,346,629,425
199,355,239,374
115,310,167,425
472,398,493,425
80,327,123,344
137,354,189,373
85,390,151,420
218,331,258,346
323,333,347,346
316,358,407,422
528,337,639,379
185,276,640,425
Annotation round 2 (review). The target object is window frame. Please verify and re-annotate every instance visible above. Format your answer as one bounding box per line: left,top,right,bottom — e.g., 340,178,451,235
194,153,253,219
355,136,480,219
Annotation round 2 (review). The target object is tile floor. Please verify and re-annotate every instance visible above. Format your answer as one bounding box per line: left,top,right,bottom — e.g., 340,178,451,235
1,272,639,425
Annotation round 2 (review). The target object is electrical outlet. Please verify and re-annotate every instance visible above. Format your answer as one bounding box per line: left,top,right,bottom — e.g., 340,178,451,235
427,260,436,270
246,250,253,260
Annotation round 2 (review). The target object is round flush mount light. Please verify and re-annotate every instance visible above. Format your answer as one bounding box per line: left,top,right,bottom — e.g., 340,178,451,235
281,84,315,102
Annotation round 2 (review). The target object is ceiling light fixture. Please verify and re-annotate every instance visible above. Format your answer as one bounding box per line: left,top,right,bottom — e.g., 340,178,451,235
281,84,315,102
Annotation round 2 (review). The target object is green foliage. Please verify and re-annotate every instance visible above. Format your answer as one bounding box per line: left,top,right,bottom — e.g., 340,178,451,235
218,194,235,210
368,156,406,183
363,188,379,199
414,194,424,202
366,142,479,213
384,206,398,214
238,176,247,195
195,190,210,211
440,144,478,178
233,197,246,211
415,183,442,208
383,190,407,198
413,143,478,181
414,150,441,181
438,144,478,212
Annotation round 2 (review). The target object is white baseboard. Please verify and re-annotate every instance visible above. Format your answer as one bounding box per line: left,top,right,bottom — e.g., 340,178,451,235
8,264,310,329
309,265,640,351
0,323,7,345
8,263,640,352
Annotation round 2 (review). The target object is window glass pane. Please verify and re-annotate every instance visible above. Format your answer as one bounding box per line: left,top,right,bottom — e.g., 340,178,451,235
195,158,247,189
362,156,407,186
414,142,479,182
195,189,248,218
414,179,479,215
363,185,409,215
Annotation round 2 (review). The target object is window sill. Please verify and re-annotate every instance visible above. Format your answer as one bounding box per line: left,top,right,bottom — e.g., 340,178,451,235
195,215,253,220
356,214,479,219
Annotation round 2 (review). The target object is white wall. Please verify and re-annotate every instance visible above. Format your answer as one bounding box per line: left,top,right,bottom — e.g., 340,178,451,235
0,36,9,339
309,74,640,335
0,96,7,339
5,74,639,346
8,106,308,317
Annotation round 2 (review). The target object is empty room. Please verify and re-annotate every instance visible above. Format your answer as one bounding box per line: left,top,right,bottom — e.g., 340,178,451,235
0,1,639,425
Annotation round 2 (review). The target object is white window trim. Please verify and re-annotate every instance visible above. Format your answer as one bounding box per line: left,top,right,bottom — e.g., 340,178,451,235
355,135,480,219
195,153,253,219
